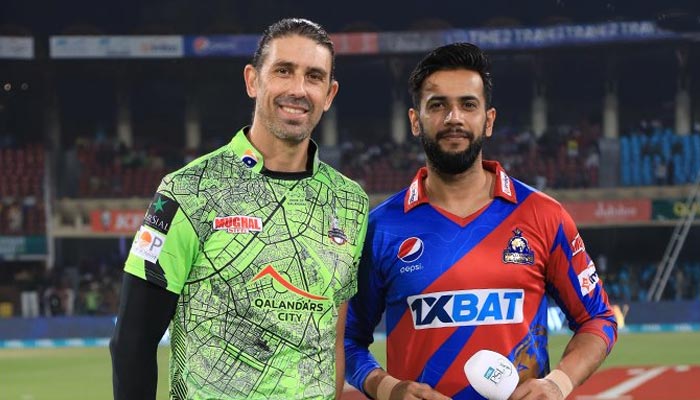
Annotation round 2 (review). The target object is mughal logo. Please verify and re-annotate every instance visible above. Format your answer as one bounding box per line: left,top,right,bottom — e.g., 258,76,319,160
213,215,263,234
250,265,328,322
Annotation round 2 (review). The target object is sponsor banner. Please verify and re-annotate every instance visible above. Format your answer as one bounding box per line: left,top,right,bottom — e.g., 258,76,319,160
330,32,379,55
185,33,379,57
48,21,678,60
50,35,183,59
90,210,143,233
562,199,652,224
443,21,674,51
624,300,700,324
0,236,47,259
0,36,34,59
379,21,676,53
378,31,446,54
184,35,259,57
652,199,700,221
0,316,116,340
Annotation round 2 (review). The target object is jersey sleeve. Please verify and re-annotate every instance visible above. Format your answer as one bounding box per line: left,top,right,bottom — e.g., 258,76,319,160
124,188,199,295
545,206,618,353
344,218,385,394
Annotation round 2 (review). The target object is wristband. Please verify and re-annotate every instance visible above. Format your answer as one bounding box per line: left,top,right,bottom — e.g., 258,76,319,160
376,375,400,400
545,369,574,398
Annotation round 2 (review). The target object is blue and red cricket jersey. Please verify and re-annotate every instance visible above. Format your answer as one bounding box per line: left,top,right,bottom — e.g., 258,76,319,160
345,161,617,399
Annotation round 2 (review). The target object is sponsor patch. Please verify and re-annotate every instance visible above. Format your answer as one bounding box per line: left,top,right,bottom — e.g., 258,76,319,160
408,180,419,205
499,170,512,196
578,261,599,296
130,226,166,263
397,237,424,263
407,289,524,329
502,228,535,265
144,193,178,234
571,233,586,257
213,215,263,234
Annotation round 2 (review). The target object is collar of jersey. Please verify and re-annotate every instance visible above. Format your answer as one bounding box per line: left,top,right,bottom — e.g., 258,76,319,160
403,160,518,213
229,127,321,176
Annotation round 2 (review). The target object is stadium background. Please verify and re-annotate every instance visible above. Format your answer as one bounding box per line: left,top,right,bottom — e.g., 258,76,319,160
1,0,700,398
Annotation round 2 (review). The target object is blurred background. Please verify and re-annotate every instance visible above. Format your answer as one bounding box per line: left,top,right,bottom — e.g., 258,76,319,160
1,0,700,398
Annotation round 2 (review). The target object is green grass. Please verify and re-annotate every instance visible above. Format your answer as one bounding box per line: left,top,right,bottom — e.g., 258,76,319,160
0,332,698,400
0,347,169,400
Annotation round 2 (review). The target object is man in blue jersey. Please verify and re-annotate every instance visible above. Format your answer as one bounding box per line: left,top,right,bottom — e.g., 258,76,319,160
344,43,617,400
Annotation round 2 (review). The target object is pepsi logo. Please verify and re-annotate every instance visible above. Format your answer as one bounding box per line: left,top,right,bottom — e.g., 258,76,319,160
193,37,210,52
397,237,424,263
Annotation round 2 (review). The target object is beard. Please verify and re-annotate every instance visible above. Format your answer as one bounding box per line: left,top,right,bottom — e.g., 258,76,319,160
419,122,487,175
257,95,316,144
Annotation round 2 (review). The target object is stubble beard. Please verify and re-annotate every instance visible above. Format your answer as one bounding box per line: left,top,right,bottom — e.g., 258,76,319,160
257,95,316,144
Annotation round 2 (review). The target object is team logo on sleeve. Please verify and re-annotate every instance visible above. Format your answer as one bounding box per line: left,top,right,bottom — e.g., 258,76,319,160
398,237,424,263
130,226,166,263
502,228,535,265
241,149,258,168
327,215,347,245
578,261,600,296
213,215,263,234
144,193,178,234
571,233,586,257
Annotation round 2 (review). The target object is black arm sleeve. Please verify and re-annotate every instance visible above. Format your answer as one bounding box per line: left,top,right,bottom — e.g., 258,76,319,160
110,273,178,400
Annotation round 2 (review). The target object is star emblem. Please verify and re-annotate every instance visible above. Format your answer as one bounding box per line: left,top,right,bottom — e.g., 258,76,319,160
153,196,167,213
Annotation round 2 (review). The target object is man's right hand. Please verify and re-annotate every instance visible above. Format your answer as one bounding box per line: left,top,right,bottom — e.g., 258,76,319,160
387,380,452,400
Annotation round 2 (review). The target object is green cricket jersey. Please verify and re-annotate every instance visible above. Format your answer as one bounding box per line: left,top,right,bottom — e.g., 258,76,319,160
124,128,369,399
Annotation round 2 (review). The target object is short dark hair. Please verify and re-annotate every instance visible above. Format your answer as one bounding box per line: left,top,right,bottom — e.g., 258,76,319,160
252,18,336,80
408,42,493,109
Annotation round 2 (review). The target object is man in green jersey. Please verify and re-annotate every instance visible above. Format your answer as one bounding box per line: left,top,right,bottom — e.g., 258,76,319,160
110,18,369,400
